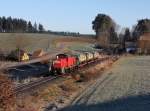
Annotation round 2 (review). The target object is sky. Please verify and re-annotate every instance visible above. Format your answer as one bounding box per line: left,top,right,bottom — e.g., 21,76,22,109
0,0,150,34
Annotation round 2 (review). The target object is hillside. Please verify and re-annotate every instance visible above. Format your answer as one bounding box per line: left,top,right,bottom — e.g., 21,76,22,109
0,33,96,53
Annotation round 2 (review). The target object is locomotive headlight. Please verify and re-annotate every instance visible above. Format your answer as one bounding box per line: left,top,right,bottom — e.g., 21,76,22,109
49,66,51,71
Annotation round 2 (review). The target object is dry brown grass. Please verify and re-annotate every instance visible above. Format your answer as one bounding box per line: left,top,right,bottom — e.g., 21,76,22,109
59,79,78,92
71,74,81,82
16,78,78,111
39,85,62,101
16,95,42,111
53,37,96,44
0,73,15,111
76,59,114,82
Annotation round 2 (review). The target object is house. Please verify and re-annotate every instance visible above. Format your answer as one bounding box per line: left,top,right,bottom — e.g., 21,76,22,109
138,33,150,54
125,42,137,53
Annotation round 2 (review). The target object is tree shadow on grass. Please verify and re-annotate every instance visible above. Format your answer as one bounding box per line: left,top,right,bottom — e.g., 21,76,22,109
59,94,150,111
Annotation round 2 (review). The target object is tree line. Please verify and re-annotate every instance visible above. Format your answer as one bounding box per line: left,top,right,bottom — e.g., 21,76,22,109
92,14,150,44
0,16,44,33
0,16,89,37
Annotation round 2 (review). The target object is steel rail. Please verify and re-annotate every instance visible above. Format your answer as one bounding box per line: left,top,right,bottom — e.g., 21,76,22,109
14,76,60,94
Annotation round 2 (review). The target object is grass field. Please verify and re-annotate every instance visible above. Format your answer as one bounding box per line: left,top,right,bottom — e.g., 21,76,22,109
0,33,96,53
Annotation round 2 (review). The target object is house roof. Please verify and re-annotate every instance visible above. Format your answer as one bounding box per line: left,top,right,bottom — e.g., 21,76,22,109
139,33,150,40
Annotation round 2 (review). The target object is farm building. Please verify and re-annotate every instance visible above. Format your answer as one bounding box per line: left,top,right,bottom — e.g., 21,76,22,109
138,33,150,54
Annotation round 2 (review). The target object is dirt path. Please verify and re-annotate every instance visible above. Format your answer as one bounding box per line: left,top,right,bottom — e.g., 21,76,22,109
60,56,150,111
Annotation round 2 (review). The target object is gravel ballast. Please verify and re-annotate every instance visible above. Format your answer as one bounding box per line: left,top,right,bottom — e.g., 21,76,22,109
60,56,150,111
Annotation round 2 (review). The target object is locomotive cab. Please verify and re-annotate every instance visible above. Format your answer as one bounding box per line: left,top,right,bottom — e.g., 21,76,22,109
52,53,76,74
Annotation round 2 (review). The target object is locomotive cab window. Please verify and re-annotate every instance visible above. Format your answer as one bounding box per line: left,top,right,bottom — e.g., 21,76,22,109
56,54,68,59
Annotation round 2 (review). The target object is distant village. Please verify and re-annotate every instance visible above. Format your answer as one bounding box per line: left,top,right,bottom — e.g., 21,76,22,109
93,14,150,55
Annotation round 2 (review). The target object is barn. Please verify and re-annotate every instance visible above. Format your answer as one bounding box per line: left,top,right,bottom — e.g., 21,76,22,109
138,33,150,54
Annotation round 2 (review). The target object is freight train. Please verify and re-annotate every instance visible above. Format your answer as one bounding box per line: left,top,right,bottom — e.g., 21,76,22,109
50,50,100,74
8,50,102,82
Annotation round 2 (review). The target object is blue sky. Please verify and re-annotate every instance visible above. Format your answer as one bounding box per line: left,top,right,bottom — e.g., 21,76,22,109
0,0,150,34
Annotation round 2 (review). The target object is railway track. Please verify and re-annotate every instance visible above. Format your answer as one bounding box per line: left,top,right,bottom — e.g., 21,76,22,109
14,76,60,94
13,56,119,95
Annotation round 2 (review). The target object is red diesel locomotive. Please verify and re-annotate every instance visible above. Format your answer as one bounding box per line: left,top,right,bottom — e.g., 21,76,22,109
52,54,77,74
51,51,100,74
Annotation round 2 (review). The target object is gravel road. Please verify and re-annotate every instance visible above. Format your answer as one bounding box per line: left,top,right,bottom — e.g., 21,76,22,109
60,56,150,111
